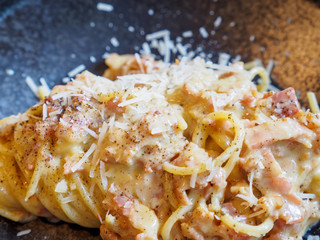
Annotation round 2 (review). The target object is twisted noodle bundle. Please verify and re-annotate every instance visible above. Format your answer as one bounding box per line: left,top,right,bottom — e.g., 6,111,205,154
0,54,320,239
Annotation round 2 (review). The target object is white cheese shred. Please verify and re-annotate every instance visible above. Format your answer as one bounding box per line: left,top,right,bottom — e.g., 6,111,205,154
176,43,187,56
199,27,209,38
182,30,193,38
55,179,68,193
90,122,108,178
214,16,222,28
84,127,99,139
40,77,50,91
296,192,316,199
146,29,170,41
62,77,70,83
307,235,320,240
90,56,96,63
71,143,96,172
134,53,145,74
190,172,198,188
100,161,108,190
142,42,151,55
110,37,120,47
6,68,15,76
218,53,231,66
67,64,86,78
17,229,31,237
25,76,39,97
96,2,114,12
42,103,47,121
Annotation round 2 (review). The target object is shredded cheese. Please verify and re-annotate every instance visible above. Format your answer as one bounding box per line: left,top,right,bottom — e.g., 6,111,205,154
214,16,222,28
68,64,86,78
199,27,209,38
96,2,114,12
17,229,31,237
71,143,96,172
25,76,39,97
42,103,47,121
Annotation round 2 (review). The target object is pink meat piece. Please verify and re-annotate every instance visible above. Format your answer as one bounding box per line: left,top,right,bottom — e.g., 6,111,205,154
245,118,315,149
270,87,299,117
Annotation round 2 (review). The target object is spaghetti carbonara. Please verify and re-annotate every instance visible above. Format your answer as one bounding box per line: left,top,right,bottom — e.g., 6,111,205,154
0,54,319,239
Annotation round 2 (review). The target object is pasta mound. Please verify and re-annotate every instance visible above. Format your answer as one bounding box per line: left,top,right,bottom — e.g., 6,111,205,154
0,54,319,239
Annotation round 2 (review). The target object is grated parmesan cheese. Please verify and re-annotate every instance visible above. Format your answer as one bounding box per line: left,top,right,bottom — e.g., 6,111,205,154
90,122,108,178
236,172,258,207
114,121,130,131
71,143,96,172
190,172,198,188
40,77,50,90
176,36,183,43
182,30,193,38
84,127,98,139
39,77,51,99
218,52,231,66
110,37,119,47
17,229,31,237
176,43,187,56
163,34,171,63
55,179,68,193
308,236,320,240
25,76,39,97
199,27,209,38
90,56,97,63
102,52,109,59
96,2,114,12
229,21,236,27
67,64,86,78
214,16,222,28
296,192,316,199
146,29,170,41
62,77,70,83
100,161,108,190
142,42,151,55
148,9,154,16
232,54,241,63
134,53,145,73
128,26,135,32
49,109,62,117
42,103,47,121
5,68,14,76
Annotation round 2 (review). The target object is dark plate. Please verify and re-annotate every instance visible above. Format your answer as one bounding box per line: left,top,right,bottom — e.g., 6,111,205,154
0,0,320,239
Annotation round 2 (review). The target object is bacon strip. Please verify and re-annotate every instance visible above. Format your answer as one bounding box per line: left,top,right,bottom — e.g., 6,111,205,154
245,118,315,149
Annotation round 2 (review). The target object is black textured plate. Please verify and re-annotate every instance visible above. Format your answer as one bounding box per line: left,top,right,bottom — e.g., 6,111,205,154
0,0,320,239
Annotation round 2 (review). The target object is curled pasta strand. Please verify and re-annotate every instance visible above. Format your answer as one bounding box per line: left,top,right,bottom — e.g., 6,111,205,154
223,151,240,178
220,213,274,237
56,193,98,228
160,190,197,240
193,111,245,168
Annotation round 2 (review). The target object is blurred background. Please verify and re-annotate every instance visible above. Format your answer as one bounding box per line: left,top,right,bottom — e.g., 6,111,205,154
0,0,319,239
